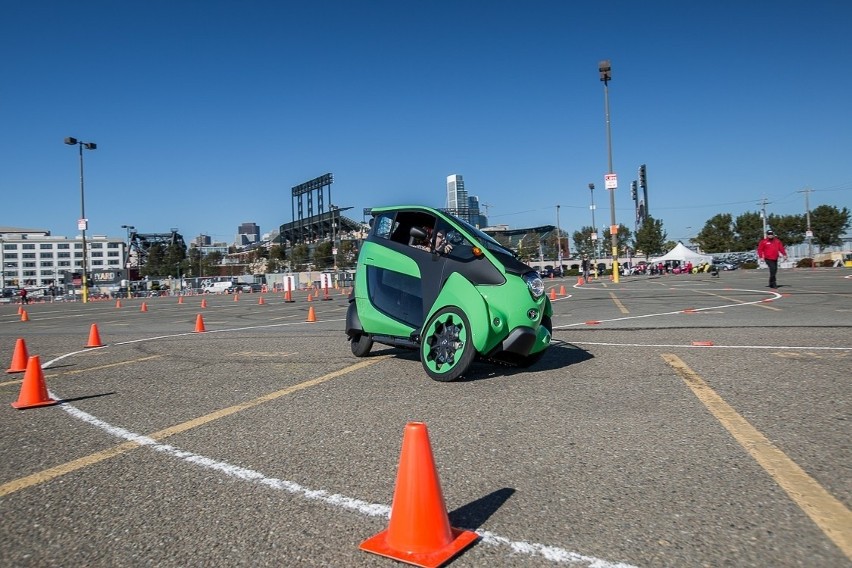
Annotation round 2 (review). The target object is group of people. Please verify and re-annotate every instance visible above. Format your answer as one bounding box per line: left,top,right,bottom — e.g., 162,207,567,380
577,230,788,288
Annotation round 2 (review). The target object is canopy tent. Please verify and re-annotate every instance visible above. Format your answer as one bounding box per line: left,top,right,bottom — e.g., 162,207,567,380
651,242,713,264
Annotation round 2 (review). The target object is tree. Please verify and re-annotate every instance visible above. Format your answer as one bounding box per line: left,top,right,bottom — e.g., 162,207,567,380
290,244,309,270
602,224,633,256
633,216,667,258
767,213,806,247
695,213,736,253
572,226,596,259
810,204,851,250
733,212,763,251
518,232,539,262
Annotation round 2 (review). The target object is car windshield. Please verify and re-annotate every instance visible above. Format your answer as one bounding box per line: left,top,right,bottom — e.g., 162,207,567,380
451,216,516,257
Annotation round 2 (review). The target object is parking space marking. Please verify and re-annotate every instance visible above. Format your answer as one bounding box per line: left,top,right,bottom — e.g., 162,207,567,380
570,341,852,351
694,289,781,311
662,354,852,561
608,292,629,314
0,355,164,387
0,357,386,499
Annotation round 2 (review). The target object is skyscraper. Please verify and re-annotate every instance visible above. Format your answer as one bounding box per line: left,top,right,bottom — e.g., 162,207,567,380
446,174,469,222
236,222,260,247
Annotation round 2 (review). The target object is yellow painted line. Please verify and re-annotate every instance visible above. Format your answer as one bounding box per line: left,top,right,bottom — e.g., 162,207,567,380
0,357,385,498
662,354,852,560
695,289,781,311
0,355,164,388
608,292,629,314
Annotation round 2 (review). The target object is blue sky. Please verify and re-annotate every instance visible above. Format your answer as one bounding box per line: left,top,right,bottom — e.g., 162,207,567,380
2,1,850,246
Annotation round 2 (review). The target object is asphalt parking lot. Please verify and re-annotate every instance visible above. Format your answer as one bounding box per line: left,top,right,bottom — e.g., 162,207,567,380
1,268,850,567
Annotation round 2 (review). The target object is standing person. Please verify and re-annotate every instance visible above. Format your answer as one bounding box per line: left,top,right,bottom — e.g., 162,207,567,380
19,288,28,305
581,255,590,283
757,229,788,288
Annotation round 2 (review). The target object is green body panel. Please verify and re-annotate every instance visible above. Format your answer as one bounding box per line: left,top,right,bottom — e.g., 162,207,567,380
425,272,490,351
353,240,418,337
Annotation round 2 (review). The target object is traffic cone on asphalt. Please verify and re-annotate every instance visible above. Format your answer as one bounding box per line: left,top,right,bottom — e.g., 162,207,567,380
20,310,29,322
306,306,317,323
86,323,104,348
360,422,478,567
140,302,148,312
194,314,206,333
307,293,313,302
18,305,23,315
549,288,557,300
6,338,30,373
284,289,294,303
115,299,122,308
234,293,239,302
178,296,184,304
559,285,566,296
201,298,208,308
258,296,265,305
576,276,583,286
11,355,58,409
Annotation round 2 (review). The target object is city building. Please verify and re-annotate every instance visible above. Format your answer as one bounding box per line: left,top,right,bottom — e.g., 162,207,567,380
236,222,260,247
446,174,470,222
1,226,126,290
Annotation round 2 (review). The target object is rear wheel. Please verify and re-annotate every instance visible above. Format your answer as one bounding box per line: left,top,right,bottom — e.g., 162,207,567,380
350,334,373,357
420,307,475,382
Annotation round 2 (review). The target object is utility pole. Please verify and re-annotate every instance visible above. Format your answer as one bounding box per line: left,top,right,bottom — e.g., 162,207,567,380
759,197,770,236
599,59,619,282
555,205,563,275
798,188,814,267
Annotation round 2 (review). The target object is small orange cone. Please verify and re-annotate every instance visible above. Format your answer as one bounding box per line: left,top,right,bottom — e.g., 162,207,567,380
234,293,239,302
86,323,104,348
306,306,317,323
140,302,148,312
559,285,566,296
576,276,584,286
284,289,294,303
258,296,265,305
20,310,29,322
194,314,206,333
11,355,58,409
6,338,30,373
307,293,313,302
201,298,208,308
549,288,557,300
115,299,122,308
360,422,478,567
178,296,184,304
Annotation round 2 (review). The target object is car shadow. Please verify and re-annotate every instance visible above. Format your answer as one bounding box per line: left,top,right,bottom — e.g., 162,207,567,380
370,340,592,383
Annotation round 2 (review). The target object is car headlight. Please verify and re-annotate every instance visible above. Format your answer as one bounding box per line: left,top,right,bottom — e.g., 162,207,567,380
523,271,544,299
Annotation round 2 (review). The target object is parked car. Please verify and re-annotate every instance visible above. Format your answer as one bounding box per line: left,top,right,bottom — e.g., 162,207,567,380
239,283,263,293
346,205,553,381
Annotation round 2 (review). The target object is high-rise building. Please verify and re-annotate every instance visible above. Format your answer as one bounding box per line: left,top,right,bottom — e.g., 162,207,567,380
446,174,470,222
236,222,260,247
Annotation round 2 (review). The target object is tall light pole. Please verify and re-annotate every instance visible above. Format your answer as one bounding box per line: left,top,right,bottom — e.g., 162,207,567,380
599,59,619,282
588,183,598,262
65,137,97,302
555,204,563,276
121,224,135,298
330,205,338,273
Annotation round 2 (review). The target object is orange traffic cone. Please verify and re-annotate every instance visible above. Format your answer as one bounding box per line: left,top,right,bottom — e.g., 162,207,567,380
559,285,566,296
86,323,104,348
360,422,478,567
178,296,184,304
258,296,265,305
549,288,557,301
306,306,317,323
140,302,148,312
115,299,122,308
11,355,58,409
576,276,584,286
234,293,239,302
20,310,29,322
201,298,208,308
6,338,30,373
284,289,294,303
307,293,313,302
194,314,206,333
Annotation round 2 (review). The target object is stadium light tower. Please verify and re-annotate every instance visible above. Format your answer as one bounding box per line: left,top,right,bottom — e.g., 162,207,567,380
65,137,97,303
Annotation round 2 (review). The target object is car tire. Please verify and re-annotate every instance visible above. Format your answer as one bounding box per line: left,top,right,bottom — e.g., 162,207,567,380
420,307,475,382
350,333,373,357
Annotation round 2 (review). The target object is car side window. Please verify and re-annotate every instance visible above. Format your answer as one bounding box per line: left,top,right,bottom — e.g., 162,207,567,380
373,213,396,240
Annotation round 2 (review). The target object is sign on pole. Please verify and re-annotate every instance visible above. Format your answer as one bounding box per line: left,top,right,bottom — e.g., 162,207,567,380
604,173,618,190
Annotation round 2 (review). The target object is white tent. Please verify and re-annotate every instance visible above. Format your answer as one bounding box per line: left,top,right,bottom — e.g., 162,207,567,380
651,242,713,264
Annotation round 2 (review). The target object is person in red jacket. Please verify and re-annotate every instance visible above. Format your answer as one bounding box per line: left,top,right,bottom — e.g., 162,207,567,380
757,230,787,288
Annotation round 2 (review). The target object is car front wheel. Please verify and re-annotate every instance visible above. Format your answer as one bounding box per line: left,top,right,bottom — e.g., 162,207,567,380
420,307,475,382
350,333,373,357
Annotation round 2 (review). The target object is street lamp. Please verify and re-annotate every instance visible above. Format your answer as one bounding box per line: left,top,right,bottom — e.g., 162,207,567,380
65,137,97,302
121,224,135,298
588,183,598,262
555,204,563,276
599,59,619,283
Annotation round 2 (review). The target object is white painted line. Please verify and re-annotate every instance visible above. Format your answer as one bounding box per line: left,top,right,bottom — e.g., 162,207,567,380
569,341,852,351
